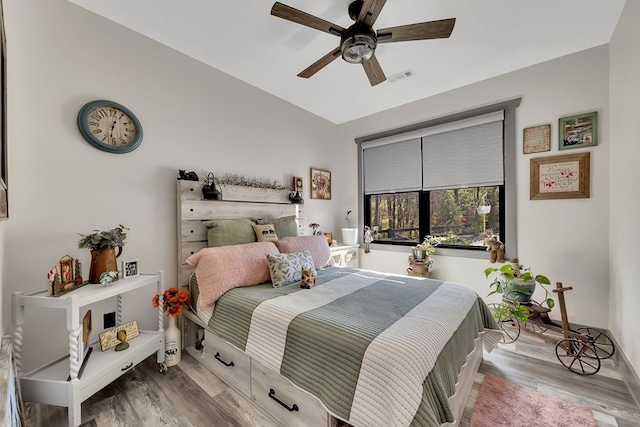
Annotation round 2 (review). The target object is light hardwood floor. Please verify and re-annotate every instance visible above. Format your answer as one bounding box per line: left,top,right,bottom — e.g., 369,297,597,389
24,330,640,427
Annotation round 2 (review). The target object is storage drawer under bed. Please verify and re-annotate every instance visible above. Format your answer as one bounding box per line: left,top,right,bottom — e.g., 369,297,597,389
184,316,252,397
251,359,329,427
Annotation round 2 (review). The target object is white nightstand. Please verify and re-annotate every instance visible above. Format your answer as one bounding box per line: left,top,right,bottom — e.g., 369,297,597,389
12,272,165,427
330,244,359,268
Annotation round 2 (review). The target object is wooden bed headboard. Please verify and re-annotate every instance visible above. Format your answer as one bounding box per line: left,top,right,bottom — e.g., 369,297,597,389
176,180,301,288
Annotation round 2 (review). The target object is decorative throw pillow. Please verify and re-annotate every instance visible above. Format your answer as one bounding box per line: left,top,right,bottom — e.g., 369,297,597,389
255,215,298,238
186,242,280,311
266,250,317,288
275,235,332,269
253,223,279,242
202,218,257,247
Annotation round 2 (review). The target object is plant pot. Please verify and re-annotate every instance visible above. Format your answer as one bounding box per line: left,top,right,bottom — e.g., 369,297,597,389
503,278,536,304
412,247,428,260
341,228,358,245
89,247,122,284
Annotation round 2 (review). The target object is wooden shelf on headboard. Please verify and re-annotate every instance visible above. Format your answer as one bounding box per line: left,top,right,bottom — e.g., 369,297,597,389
176,180,300,288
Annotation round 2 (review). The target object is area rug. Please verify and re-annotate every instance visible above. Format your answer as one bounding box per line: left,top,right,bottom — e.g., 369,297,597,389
469,374,597,427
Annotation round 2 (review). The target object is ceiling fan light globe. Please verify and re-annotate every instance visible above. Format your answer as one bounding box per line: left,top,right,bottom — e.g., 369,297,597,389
341,34,376,64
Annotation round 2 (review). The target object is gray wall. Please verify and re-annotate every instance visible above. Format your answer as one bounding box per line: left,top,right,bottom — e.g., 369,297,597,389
2,0,350,371
338,45,611,329
609,0,640,381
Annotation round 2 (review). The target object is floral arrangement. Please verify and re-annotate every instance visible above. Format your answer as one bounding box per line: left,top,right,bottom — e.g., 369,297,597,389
345,210,352,227
77,225,128,251
152,287,190,317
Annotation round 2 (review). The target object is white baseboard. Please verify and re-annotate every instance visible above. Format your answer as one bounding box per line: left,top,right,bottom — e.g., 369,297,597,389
609,332,640,409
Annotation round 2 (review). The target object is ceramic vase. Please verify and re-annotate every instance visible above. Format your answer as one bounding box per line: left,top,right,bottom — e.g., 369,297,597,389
165,316,181,367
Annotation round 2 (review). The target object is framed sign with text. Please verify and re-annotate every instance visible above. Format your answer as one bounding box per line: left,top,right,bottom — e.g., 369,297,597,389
530,152,590,200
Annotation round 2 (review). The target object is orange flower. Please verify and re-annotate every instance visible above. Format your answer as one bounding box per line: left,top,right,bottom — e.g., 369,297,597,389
152,287,190,317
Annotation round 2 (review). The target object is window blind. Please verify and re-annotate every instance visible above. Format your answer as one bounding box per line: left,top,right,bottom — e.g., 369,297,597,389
363,138,422,195
422,113,504,190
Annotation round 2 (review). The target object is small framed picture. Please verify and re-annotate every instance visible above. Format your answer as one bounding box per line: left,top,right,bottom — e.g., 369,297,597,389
292,176,303,192
559,111,598,150
310,168,331,200
122,259,140,279
523,124,551,154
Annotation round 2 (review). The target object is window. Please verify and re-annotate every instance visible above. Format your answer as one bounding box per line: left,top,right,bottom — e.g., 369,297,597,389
365,186,503,248
358,100,520,254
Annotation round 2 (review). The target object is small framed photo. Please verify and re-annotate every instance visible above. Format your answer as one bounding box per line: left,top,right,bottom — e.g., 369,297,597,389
530,152,590,200
523,124,551,154
559,111,598,150
292,176,303,192
310,168,331,200
122,259,140,279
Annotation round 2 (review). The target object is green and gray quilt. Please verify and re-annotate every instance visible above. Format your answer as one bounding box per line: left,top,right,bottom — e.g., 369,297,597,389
199,268,498,427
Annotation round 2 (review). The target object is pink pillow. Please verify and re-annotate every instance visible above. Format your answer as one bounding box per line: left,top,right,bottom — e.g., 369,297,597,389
275,236,332,269
186,242,279,311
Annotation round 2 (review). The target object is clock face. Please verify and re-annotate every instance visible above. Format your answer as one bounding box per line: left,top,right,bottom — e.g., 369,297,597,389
77,100,143,153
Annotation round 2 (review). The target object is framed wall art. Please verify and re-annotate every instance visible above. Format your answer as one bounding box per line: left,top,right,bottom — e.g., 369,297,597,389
559,111,598,150
530,152,590,200
292,176,303,192
310,168,331,200
122,259,140,279
523,124,551,154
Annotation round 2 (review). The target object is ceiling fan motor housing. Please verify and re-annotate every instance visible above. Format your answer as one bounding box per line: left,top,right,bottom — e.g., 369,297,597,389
341,24,377,64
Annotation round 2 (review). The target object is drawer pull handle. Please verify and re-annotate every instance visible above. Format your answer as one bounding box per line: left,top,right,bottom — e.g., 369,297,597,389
268,388,299,412
121,363,133,372
214,352,234,367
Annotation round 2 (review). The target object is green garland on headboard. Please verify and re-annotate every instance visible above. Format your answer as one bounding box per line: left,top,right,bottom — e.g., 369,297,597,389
203,172,289,191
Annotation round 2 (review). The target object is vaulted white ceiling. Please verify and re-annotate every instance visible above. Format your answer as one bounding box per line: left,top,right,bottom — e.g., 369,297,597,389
67,0,626,124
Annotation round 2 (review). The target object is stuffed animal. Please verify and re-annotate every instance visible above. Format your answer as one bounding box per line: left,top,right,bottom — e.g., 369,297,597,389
486,235,505,263
300,266,316,289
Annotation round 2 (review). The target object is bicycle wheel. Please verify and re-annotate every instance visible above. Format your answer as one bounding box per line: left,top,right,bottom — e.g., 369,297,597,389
555,338,601,375
487,303,520,344
576,327,615,359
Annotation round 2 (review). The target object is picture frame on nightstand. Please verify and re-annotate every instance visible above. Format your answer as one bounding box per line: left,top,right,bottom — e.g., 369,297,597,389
122,259,140,279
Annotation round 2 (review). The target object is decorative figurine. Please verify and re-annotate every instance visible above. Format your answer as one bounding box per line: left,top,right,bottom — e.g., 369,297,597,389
364,226,373,253
99,271,119,287
47,255,88,296
178,169,199,181
115,329,129,351
74,260,83,285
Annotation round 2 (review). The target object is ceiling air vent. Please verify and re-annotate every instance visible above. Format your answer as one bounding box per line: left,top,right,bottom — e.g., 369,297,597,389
388,69,415,84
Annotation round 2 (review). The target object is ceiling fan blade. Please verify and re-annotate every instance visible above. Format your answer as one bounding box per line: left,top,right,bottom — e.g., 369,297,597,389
271,2,345,37
357,0,387,27
377,18,456,43
362,55,386,86
298,47,342,79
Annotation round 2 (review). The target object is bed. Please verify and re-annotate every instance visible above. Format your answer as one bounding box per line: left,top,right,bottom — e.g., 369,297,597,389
176,180,500,427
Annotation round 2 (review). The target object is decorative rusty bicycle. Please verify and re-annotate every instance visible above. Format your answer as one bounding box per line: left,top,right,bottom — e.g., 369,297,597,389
488,282,615,375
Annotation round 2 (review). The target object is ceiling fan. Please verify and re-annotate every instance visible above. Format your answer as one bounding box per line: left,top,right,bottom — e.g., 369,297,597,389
270,0,456,86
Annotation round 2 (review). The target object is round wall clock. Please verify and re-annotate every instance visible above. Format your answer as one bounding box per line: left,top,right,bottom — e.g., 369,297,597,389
77,100,143,154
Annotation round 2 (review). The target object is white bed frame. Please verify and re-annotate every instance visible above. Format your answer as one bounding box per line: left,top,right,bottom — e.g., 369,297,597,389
176,180,481,427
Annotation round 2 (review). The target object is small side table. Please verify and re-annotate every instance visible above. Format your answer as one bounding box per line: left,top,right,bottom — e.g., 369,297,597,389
407,257,434,278
330,244,359,268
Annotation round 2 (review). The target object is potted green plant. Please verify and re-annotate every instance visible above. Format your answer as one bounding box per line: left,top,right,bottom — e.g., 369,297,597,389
484,261,552,322
412,235,440,260
78,225,128,284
